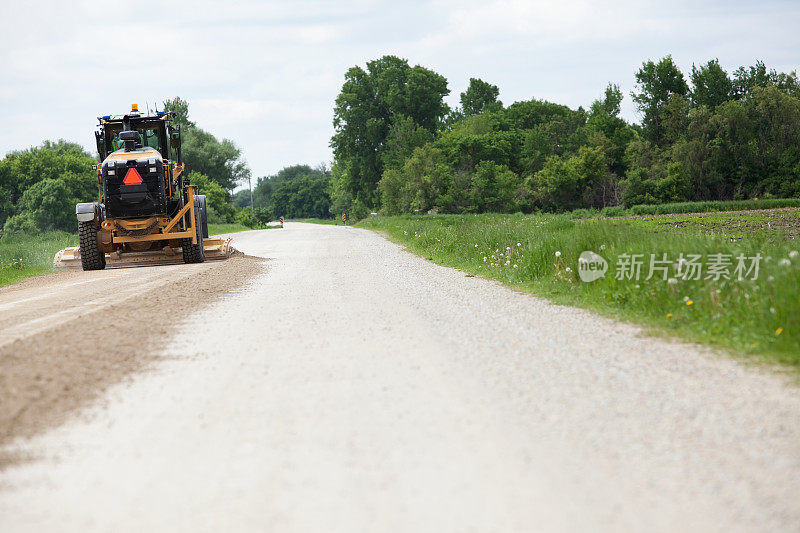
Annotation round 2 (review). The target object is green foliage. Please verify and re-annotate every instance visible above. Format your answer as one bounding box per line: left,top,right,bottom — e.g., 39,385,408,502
691,59,733,109
182,127,249,191
531,146,616,211
460,78,502,117
271,175,332,219
231,189,252,208
331,55,450,207
0,141,96,233
253,206,273,226
187,171,238,223
628,198,800,215
4,179,75,234
254,164,332,220
161,96,195,130
632,56,690,146
359,213,800,368
235,206,256,228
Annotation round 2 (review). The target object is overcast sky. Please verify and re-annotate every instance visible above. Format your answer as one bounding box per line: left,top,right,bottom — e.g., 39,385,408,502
1,0,798,184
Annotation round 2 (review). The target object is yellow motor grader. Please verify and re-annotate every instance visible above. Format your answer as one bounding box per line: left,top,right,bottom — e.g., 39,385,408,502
54,104,232,270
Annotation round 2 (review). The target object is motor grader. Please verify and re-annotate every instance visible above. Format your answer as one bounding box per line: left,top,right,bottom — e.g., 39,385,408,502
54,104,231,270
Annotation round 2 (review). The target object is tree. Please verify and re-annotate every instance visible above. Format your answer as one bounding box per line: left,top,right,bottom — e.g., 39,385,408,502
271,176,332,219
691,59,732,109
632,56,689,145
3,179,75,233
0,140,96,230
253,164,326,208
161,96,195,130
331,55,450,207
160,98,248,191
187,171,237,223
460,78,502,116
181,127,249,190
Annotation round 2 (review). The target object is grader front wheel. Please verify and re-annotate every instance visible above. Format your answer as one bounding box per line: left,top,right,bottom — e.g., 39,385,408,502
78,220,106,271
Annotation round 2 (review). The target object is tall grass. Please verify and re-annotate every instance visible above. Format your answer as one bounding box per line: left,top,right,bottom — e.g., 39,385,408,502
360,213,800,369
0,232,76,288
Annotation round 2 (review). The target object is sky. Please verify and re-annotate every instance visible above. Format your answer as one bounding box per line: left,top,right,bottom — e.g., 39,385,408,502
1,0,799,186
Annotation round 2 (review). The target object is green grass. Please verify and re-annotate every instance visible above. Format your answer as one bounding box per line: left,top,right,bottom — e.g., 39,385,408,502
627,198,800,216
359,211,800,370
207,223,255,235
0,232,77,288
568,198,800,219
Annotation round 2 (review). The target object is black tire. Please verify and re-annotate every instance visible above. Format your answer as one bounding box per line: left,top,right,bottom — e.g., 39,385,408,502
182,200,205,264
196,195,209,238
78,220,106,270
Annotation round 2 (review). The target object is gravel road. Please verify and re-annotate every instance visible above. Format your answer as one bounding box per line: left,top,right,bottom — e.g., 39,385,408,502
1,222,799,532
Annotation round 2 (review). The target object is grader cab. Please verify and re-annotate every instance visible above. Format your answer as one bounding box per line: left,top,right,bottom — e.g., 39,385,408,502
54,104,232,270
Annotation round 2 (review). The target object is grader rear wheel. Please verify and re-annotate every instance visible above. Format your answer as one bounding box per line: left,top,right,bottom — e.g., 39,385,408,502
182,200,205,264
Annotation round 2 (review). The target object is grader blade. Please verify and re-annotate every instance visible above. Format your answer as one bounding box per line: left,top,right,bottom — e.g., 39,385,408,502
53,238,234,269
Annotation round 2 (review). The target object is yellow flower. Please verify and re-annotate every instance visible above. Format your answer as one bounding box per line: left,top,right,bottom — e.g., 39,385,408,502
776,327,783,335
686,300,693,306
666,313,672,318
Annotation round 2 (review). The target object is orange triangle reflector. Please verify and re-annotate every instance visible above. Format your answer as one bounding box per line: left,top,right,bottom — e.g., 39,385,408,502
123,168,143,185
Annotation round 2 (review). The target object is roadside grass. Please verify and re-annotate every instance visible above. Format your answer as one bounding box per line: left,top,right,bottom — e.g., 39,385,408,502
572,198,800,219
207,223,255,235
359,212,800,370
0,232,76,288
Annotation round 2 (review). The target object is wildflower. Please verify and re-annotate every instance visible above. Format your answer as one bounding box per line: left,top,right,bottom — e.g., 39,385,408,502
666,313,672,318
768,275,775,282
686,300,694,306
565,267,572,272
599,244,606,251
513,264,518,268
505,260,510,265
789,250,799,259
517,242,521,247
776,327,783,335
683,296,690,302
506,246,511,251
779,258,791,266
770,307,776,314
483,256,487,262
555,251,561,258
667,278,677,285
474,244,478,248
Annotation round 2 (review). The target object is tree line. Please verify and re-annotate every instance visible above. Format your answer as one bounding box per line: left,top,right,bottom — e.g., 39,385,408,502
330,55,800,216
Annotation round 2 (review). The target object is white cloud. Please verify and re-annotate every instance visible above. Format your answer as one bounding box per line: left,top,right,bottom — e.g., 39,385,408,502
1,0,799,181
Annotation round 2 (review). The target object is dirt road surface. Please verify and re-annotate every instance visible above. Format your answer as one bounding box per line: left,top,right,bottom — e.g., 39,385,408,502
1,223,799,532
